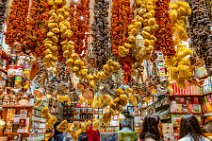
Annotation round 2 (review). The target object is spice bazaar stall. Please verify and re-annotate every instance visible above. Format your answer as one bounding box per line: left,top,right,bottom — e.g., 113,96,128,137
0,0,212,141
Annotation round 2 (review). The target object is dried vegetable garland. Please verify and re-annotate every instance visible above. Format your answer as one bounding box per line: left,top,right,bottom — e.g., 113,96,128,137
92,0,110,68
26,0,49,57
5,0,29,47
43,0,73,67
154,0,175,56
111,0,133,84
188,0,212,75
0,0,7,33
133,0,158,62
69,0,90,57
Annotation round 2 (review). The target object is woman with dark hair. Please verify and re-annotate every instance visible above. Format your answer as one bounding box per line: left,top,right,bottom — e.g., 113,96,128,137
179,115,210,141
140,115,163,141
48,122,65,141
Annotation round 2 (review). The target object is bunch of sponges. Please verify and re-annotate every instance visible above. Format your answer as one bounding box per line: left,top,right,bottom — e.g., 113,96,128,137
169,1,191,45
57,95,71,105
57,120,91,140
66,56,120,89
92,94,113,108
41,107,57,131
102,88,129,124
117,0,158,59
166,44,193,88
134,0,158,61
126,87,138,106
43,0,73,68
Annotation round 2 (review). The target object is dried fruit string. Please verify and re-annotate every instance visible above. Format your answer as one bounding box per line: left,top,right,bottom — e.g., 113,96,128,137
5,0,29,47
69,0,90,58
26,0,49,57
0,0,7,34
154,0,175,56
111,0,134,84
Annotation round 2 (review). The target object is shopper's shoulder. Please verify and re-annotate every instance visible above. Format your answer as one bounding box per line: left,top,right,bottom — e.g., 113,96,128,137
178,136,189,141
203,137,211,141
144,138,156,141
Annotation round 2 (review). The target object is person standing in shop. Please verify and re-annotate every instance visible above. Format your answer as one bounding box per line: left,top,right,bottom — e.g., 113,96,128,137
178,115,210,141
48,122,65,141
139,115,163,141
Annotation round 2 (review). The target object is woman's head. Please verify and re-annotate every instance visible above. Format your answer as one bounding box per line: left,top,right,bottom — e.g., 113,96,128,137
180,115,203,141
140,115,162,140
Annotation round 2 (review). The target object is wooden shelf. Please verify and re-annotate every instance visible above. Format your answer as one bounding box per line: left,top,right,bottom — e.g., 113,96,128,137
4,132,30,135
201,92,212,97
203,112,212,117
204,133,212,136
169,95,202,97
170,112,202,115
0,105,33,108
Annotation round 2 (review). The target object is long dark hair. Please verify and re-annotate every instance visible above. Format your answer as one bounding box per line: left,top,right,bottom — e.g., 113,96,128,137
140,115,162,141
180,115,205,141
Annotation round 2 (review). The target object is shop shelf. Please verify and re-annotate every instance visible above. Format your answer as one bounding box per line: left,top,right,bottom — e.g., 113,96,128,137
169,94,202,97
0,105,33,108
155,104,169,111
170,112,202,115
201,92,212,97
203,112,212,117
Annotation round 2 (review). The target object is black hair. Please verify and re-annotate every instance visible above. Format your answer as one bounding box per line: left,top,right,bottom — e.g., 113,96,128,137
140,115,162,141
53,122,62,137
180,115,205,141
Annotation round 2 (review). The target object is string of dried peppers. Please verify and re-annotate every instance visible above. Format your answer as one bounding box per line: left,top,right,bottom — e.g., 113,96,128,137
92,0,110,69
26,0,49,57
111,0,133,84
69,0,90,58
154,0,175,56
5,0,29,47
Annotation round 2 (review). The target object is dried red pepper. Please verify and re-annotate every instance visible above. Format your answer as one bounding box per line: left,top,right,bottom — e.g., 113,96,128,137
26,0,50,57
154,0,175,56
111,0,134,84
70,0,90,58
5,0,29,47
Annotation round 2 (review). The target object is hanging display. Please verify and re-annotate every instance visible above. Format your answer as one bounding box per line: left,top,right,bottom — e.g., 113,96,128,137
92,0,110,68
26,0,49,57
5,0,29,47
0,0,7,34
43,0,73,67
111,0,133,84
69,0,90,57
154,0,175,56
188,0,212,75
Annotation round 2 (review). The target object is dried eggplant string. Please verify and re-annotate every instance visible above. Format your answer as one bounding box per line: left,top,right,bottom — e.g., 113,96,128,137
92,0,110,69
0,0,7,35
188,0,212,74
5,0,30,47
111,0,133,84
70,0,90,58
26,0,50,57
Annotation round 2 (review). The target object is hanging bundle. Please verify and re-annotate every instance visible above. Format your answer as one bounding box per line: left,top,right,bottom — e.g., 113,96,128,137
5,0,29,47
92,0,110,68
0,0,7,34
111,0,133,84
26,0,50,57
43,0,74,67
69,0,90,57
188,0,212,75
154,0,175,56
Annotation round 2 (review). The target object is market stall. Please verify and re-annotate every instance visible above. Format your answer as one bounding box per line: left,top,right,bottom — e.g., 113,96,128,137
0,0,211,140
